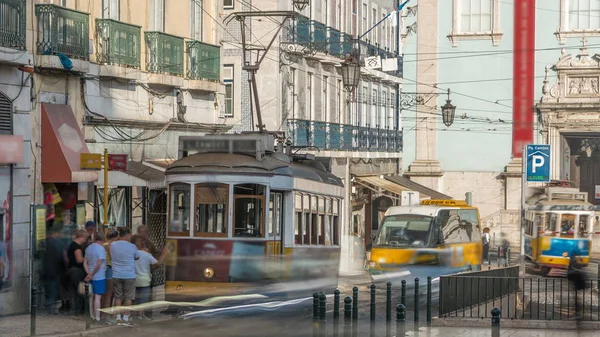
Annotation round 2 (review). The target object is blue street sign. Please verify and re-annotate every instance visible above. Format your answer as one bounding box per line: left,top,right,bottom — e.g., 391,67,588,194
526,144,551,182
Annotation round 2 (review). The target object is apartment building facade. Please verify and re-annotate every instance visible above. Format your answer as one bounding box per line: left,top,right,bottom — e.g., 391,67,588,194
0,0,224,315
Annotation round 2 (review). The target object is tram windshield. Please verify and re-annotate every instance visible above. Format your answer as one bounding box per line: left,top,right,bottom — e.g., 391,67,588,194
374,215,433,248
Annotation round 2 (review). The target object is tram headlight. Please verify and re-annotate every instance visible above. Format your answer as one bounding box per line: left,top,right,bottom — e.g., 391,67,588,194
368,261,380,269
562,252,569,257
203,267,215,279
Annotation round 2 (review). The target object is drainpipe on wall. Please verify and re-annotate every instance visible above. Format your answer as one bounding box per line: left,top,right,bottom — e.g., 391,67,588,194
395,0,402,174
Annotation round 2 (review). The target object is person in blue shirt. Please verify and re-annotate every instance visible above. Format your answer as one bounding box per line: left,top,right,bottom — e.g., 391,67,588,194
110,227,139,326
84,231,106,323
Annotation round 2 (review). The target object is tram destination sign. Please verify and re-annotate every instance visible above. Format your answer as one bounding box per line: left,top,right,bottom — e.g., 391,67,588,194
526,144,551,183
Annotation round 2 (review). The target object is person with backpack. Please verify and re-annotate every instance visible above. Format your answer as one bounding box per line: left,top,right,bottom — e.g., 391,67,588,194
481,227,491,265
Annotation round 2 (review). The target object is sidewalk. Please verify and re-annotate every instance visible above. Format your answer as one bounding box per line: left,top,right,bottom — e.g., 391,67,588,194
408,327,596,337
0,311,171,337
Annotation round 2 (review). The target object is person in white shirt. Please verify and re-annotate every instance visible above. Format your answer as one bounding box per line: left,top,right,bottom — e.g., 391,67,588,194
482,227,491,265
84,231,106,323
132,235,166,320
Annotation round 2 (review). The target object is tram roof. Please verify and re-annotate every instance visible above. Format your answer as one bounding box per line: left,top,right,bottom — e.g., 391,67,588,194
527,199,599,211
165,152,344,187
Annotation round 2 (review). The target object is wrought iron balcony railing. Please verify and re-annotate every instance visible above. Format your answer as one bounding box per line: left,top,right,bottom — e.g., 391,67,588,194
287,119,402,153
326,27,341,57
186,40,220,81
96,19,141,68
0,0,26,50
35,4,89,59
145,31,184,76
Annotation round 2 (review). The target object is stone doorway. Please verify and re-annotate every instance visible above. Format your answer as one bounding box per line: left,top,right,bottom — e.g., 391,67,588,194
563,134,600,205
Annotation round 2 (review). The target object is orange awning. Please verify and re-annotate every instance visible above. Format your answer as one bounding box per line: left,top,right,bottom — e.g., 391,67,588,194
41,103,98,183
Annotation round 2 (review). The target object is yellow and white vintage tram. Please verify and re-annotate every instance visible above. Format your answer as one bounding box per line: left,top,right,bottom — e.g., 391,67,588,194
163,134,344,300
524,186,594,276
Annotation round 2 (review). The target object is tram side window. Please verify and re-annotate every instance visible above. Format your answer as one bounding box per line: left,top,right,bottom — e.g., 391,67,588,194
303,194,311,244
269,192,283,237
194,183,228,237
311,195,318,245
295,193,303,244
332,199,340,246
233,184,266,237
579,215,589,236
545,214,557,234
168,183,191,236
323,198,332,246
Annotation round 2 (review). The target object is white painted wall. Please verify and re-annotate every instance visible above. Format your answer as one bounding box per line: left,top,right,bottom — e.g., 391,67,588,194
441,171,505,219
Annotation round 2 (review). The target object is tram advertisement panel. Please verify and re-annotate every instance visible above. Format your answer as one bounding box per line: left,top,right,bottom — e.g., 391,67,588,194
167,239,234,282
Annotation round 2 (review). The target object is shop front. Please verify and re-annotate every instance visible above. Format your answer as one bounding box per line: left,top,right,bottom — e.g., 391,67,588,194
41,103,98,233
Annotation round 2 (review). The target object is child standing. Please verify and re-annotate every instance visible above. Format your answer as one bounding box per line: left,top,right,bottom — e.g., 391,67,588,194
84,231,106,323
133,235,165,321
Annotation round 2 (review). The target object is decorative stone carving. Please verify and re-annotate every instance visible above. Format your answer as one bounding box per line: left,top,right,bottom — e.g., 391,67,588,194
567,77,599,95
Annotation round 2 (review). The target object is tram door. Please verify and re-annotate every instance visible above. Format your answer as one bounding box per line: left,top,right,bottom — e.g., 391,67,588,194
266,191,284,255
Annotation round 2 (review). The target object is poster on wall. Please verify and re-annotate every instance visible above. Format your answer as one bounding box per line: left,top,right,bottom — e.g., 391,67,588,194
0,167,11,287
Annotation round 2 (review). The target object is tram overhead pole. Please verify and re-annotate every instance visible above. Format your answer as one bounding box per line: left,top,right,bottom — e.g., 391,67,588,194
224,7,302,133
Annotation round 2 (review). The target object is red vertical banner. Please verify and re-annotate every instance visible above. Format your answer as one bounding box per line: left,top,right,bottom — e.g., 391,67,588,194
512,0,536,158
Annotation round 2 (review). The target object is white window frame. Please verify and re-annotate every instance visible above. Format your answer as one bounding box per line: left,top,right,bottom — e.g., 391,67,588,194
190,0,202,41
102,0,120,20
149,0,165,32
448,0,502,47
223,65,234,117
323,76,329,122
362,3,368,37
556,0,600,44
223,0,234,10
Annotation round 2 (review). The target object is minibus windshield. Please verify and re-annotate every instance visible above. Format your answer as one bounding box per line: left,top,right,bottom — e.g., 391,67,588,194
374,214,433,247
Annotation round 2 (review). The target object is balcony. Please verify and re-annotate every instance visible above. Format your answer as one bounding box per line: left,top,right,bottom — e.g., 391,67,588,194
287,119,402,153
96,19,141,69
35,4,89,60
186,40,220,82
145,31,184,77
0,0,26,50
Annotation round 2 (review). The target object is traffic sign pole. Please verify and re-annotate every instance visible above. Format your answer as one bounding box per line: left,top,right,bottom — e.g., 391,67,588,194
103,148,109,233
520,145,526,279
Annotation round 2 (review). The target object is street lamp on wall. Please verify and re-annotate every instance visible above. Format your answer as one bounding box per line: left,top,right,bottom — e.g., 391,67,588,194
441,89,456,127
341,55,361,93
292,0,309,11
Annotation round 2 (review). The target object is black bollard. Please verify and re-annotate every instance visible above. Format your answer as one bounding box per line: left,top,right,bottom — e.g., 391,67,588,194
313,293,320,320
319,293,327,336
491,308,501,337
352,286,359,321
370,284,376,321
426,276,432,326
396,304,406,337
30,287,36,336
85,283,90,330
400,280,406,306
344,297,352,337
386,281,392,322
414,278,420,325
334,289,340,319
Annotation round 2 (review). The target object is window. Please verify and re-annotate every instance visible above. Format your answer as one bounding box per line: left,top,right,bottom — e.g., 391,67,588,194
168,183,191,236
569,0,600,30
579,214,590,237
102,0,120,20
307,72,313,120
360,85,368,126
294,193,303,244
323,76,329,122
324,0,329,26
150,0,165,32
449,0,501,46
559,213,576,236
190,0,202,41
337,79,343,124
558,0,600,43
303,194,311,244
461,0,491,32
332,199,340,245
362,3,368,36
311,195,318,244
194,183,228,237
382,91,387,128
372,88,377,127
223,0,234,9
223,65,234,117
375,214,433,247
545,213,557,233
269,192,283,237
372,8,377,41
233,184,266,237
390,93,395,129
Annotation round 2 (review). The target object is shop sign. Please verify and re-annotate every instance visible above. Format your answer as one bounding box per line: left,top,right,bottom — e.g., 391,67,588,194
80,153,102,170
0,135,23,164
108,154,127,172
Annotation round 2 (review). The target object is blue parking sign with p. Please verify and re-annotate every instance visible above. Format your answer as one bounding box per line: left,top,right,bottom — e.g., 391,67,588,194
526,144,551,182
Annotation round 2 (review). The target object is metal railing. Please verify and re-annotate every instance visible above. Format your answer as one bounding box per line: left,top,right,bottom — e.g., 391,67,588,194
186,40,220,81
287,119,403,153
96,19,141,68
0,0,26,50
35,4,90,59
145,31,184,76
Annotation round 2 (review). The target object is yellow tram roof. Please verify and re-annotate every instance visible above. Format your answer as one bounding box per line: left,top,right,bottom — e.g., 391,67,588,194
421,199,471,207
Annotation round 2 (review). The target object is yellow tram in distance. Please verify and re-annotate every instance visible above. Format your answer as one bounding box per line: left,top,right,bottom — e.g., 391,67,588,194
163,134,344,301
368,199,483,280
524,187,594,276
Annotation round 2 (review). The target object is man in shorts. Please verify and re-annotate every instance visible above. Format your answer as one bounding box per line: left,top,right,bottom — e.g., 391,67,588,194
84,231,106,323
110,227,139,326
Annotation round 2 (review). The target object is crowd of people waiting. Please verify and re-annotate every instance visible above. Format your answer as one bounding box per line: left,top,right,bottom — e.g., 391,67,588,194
42,222,166,326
